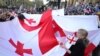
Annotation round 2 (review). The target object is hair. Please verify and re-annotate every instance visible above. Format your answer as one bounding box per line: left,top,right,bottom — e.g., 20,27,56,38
78,29,89,47
0,12,10,20
18,13,26,20
78,29,88,39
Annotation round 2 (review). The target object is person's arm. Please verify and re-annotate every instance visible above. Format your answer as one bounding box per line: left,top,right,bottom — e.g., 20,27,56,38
18,13,26,20
59,42,71,54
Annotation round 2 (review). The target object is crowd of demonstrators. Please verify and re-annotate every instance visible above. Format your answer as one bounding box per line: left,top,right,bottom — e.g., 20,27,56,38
0,6,46,22
65,2,100,15
0,3,53,22
0,11,14,22
0,8,17,22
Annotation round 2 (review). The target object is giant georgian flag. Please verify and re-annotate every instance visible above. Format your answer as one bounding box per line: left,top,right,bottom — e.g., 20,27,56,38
0,9,100,56
0,9,58,56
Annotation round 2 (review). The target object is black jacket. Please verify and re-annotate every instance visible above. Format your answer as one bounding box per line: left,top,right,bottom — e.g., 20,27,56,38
64,39,86,56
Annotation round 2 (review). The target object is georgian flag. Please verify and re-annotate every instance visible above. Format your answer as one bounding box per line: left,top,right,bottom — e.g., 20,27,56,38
53,15,100,56
44,15,100,56
84,30,100,56
0,9,100,56
0,9,59,56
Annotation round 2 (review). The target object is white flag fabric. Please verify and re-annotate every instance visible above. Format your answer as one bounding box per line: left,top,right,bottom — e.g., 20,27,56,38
0,10,59,56
43,15,100,56
0,9,100,56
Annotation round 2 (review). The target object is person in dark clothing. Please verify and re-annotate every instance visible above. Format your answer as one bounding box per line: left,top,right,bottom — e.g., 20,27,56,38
64,29,89,56
71,39,87,56
64,39,89,56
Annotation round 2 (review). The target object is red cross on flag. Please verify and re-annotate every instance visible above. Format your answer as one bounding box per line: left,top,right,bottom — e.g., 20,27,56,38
0,9,58,56
9,38,33,56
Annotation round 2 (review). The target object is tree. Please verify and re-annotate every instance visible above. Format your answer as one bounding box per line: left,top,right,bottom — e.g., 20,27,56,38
0,0,6,6
15,0,35,8
24,0,34,7
35,0,43,7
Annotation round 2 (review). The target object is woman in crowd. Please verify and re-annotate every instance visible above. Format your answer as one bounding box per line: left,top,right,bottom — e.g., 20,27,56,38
59,29,89,56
